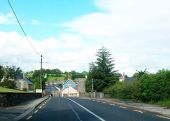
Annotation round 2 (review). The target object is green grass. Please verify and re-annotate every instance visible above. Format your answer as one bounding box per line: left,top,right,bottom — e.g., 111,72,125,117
0,87,24,93
47,76,65,81
156,99,170,108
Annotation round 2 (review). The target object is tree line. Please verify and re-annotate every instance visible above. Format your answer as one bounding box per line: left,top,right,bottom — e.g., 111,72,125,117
27,69,87,89
85,46,170,105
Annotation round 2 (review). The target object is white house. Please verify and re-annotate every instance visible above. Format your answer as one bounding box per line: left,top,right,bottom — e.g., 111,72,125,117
61,79,79,97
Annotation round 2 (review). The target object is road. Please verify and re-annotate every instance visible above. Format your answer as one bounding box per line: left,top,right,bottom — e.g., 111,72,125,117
20,97,170,121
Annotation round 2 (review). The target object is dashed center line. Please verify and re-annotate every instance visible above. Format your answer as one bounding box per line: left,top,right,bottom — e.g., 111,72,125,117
119,106,127,109
134,110,143,114
34,110,38,114
156,115,170,120
110,104,115,106
26,116,32,120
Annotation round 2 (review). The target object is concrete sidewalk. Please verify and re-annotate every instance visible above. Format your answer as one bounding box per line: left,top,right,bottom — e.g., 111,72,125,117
93,98,170,118
0,96,49,121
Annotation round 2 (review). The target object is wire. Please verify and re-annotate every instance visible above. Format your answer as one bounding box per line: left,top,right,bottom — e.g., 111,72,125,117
8,0,40,56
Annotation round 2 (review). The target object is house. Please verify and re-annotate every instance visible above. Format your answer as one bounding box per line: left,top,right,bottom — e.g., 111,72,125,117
61,79,79,97
119,73,134,83
15,74,34,91
77,78,85,93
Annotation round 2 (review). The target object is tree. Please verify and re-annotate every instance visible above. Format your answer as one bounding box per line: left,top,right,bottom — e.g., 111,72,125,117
0,65,4,81
86,46,118,92
0,66,22,89
31,70,46,89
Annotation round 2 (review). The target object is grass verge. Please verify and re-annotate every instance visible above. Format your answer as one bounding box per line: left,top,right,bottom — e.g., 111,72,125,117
0,86,24,93
156,99,170,108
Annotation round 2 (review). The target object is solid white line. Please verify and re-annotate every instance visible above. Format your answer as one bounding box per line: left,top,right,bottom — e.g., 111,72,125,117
119,106,127,109
66,98,106,121
156,115,170,119
34,110,38,114
26,116,32,120
134,110,143,114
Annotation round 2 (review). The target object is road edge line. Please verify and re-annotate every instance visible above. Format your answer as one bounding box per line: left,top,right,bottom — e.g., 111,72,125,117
14,96,50,121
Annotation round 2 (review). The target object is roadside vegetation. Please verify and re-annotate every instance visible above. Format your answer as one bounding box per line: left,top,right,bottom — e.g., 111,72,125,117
103,69,170,107
0,65,22,89
27,69,87,89
0,86,24,93
85,46,170,108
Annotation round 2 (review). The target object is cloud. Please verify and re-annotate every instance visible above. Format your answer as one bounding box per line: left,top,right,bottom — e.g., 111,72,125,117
0,13,16,24
62,0,170,76
1,0,170,76
0,32,97,73
30,19,40,25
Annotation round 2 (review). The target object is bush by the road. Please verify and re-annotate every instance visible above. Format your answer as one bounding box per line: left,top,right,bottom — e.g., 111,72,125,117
104,69,170,105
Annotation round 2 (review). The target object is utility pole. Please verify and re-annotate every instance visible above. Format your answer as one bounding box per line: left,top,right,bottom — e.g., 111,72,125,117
91,78,94,98
40,55,43,95
92,79,94,92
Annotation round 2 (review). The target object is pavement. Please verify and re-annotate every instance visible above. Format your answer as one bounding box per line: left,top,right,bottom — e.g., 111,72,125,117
19,97,170,121
1,96,170,121
0,96,49,121
90,97,170,118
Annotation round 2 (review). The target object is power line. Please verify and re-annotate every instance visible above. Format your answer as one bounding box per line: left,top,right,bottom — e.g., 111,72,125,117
8,0,45,93
8,0,40,56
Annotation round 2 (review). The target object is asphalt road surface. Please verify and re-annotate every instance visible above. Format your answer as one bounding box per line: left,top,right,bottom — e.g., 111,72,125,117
20,97,170,121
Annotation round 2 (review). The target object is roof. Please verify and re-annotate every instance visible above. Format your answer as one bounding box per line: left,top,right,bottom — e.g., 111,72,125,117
16,74,33,84
62,79,77,90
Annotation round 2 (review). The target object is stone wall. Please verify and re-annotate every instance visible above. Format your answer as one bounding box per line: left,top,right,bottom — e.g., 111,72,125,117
0,93,42,107
79,92,108,98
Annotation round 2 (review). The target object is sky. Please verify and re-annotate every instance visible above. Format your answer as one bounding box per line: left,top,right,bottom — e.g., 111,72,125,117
0,0,170,76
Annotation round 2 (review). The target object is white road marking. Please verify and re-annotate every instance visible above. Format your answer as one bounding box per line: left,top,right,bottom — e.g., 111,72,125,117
110,104,115,106
156,115,170,120
68,103,82,121
134,110,143,114
66,98,106,121
102,102,106,104
119,106,127,109
92,100,95,101
26,116,32,120
34,110,38,114
39,106,42,109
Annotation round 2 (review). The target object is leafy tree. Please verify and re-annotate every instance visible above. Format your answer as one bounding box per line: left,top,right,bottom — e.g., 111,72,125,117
86,46,118,92
0,65,4,81
0,66,22,89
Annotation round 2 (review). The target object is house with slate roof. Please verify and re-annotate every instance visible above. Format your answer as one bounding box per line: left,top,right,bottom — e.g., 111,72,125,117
15,73,34,91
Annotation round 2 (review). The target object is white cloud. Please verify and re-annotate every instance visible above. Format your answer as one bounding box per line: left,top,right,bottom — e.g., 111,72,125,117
62,0,170,76
1,0,170,76
0,32,96,73
30,19,40,25
0,13,16,24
